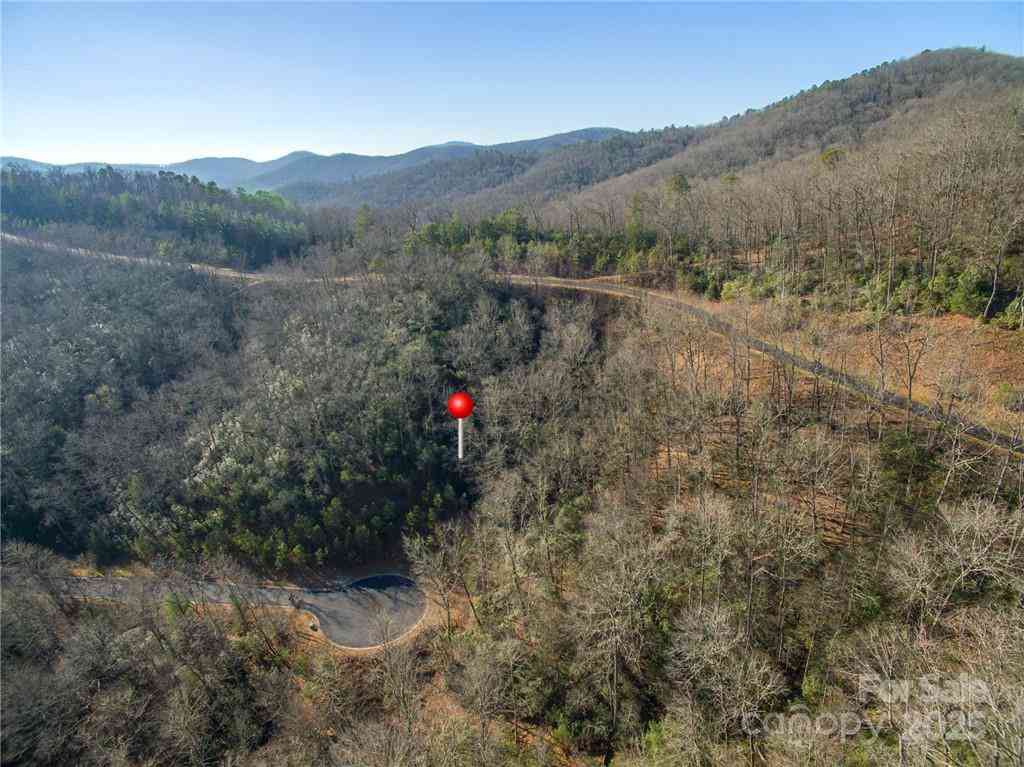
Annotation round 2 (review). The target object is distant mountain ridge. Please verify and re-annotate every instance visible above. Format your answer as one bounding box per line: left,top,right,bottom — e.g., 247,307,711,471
7,48,1021,216
281,46,1024,213
1,127,624,191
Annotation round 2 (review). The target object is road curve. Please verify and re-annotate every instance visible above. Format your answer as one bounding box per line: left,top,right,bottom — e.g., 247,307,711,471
4,231,1020,457
1,233,353,285
63,573,426,649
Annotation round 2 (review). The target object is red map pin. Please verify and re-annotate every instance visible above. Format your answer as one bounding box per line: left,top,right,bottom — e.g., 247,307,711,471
447,391,474,419
447,391,474,460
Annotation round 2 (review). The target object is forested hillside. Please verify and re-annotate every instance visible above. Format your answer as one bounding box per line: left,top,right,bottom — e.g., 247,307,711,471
1,167,314,268
545,47,1024,219
518,86,1024,327
289,124,701,209
280,150,543,207
1,237,551,566
5,233,1022,764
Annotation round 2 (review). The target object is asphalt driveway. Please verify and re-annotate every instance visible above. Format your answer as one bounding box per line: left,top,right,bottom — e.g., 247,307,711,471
66,573,427,649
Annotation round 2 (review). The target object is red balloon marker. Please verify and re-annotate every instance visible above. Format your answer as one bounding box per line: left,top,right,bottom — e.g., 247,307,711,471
447,391,474,460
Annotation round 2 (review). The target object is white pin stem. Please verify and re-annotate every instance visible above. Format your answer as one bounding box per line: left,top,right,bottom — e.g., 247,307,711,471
458,417,464,461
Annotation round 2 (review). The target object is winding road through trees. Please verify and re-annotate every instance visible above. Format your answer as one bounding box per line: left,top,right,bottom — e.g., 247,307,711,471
5,230,1021,647
7,232,1020,454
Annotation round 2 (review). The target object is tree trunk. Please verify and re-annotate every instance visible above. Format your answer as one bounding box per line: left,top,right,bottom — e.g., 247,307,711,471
984,257,1001,320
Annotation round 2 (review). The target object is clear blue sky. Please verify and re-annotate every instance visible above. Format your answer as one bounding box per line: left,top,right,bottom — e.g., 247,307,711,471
2,2,1021,164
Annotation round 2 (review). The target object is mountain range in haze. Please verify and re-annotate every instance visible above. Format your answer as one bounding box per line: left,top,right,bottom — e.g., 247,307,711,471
5,48,1022,216
1,127,624,191
268,47,1024,213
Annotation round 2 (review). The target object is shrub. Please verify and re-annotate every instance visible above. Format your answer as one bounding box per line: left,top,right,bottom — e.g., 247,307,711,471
750,270,781,299
788,268,820,297
720,278,747,301
775,296,808,331
948,265,990,317
859,272,890,312
923,272,955,312
877,431,940,529
993,382,1024,413
800,669,826,707
994,295,1024,330
893,275,926,314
